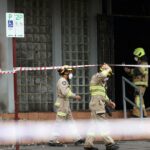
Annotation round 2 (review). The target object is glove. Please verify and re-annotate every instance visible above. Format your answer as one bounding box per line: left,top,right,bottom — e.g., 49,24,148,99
101,63,112,76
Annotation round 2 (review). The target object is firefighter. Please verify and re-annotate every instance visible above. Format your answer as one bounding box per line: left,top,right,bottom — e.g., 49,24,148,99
124,47,149,117
48,65,85,146
84,63,119,150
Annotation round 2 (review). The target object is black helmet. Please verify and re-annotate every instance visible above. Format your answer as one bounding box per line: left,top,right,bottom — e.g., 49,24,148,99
58,65,74,75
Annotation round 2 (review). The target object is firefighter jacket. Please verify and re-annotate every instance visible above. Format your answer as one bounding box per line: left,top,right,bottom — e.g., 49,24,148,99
130,61,149,87
89,72,110,114
54,77,76,117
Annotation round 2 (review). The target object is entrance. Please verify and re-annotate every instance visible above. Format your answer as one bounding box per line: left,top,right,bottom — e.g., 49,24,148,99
114,16,150,110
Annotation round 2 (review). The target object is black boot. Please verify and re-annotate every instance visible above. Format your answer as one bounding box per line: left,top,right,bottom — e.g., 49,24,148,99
48,140,64,147
84,146,99,150
106,143,119,150
74,139,85,145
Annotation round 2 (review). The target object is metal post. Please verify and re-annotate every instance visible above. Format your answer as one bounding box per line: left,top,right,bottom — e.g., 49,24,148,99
122,76,143,119
13,38,19,121
12,38,19,150
139,92,143,118
122,77,127,118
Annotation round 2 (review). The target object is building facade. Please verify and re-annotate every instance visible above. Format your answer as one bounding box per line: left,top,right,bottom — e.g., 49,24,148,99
0,0,114,113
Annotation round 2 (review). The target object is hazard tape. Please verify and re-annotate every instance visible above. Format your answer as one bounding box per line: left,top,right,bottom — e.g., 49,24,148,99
0,64,149,74
0,119,149,144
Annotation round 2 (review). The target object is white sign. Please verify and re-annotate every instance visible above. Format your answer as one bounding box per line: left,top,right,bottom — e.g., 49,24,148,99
6,13,24,38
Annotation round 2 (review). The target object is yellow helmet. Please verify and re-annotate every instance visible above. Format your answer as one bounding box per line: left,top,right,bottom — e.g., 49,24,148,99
58,65,74,75
133,47,145,58
100,63,113,76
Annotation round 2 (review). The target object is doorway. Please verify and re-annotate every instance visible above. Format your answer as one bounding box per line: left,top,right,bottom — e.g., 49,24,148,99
114,16,150,110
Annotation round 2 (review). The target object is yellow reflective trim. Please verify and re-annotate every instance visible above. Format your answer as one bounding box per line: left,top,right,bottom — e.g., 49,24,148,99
90,85,109,101
100,131,109,136
87,132,95,136
105,95,109,101
91,91,106,96
91,92,109,101
66,89,74,98
134,82,148,86
54,102,60,107
101,70,109,76
90,85,105,92
139,66,148,74
57,112,66,117
130,69,134,75
135,96,145,108
144,70,148,74
135,96,140,107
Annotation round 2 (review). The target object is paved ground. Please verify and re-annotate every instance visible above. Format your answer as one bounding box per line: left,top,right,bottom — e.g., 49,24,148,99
0,141,150,150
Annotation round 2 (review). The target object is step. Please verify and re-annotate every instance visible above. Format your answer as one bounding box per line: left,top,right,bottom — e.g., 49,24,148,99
0,110,149,120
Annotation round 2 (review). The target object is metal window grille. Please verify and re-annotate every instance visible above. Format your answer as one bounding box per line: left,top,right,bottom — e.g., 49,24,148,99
15,0,53,112
61,0,90,111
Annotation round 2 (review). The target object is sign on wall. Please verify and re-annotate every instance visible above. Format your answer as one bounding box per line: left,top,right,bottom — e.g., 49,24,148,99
6,13,24,38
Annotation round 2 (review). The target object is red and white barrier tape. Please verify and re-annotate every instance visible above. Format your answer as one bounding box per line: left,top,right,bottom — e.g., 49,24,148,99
0,119,150,143
0,64,149,74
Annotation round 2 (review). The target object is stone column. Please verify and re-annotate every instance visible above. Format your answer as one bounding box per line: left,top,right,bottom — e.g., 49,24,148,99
51,0,62,110
88,0,102,76
0,0,15,113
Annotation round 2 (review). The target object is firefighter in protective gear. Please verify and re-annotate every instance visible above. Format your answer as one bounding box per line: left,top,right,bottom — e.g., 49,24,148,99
48,65,84,146
124,47,149,117
84,63,119,150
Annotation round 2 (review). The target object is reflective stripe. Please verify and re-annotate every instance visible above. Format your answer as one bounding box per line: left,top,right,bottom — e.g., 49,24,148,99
57,112,67,117
54,102,60,107
140,67,148,74
90,85,105,92
135,96,140,108
144,70,148,74
101,70,109,76
66,89,75,98
100,131,109,136
135,96,145,108
134,81,148,87
87,132,95,136
91,91,108,97
105,95,109,101
130,69,134,75
90,85,109,101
